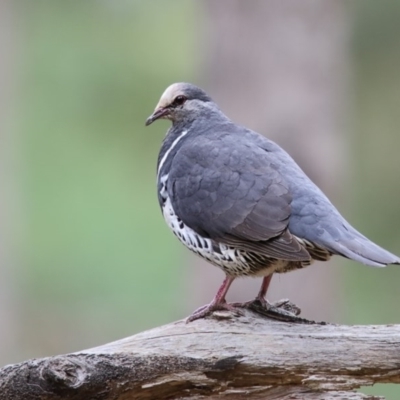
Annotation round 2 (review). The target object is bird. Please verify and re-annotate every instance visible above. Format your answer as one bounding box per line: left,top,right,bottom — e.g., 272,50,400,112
145,82,400,322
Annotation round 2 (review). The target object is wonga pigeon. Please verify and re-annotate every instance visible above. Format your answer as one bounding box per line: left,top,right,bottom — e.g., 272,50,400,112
145,82,400,322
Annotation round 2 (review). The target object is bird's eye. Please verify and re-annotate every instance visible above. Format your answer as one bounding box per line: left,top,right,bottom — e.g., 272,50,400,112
173,95,187,106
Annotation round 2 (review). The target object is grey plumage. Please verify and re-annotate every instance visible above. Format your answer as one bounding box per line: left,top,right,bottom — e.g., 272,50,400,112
147,82,400,321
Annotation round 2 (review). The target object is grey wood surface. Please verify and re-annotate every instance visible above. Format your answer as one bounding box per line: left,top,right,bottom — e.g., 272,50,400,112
1,309,398,399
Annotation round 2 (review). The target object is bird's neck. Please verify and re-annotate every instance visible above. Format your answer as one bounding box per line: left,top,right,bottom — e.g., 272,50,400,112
157,125,189,179
157,108,231,179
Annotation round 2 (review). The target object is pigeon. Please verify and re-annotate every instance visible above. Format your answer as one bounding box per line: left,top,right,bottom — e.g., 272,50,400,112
145,82,400,322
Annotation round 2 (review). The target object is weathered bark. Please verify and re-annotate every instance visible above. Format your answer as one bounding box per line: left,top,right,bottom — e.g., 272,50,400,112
187,0,349,323
1,310,398,399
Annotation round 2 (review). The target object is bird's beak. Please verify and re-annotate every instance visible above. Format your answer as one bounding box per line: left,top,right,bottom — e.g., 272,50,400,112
145,107,169,126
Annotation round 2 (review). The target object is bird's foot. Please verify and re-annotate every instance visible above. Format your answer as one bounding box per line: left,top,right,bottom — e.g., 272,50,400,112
232,297,305,323
186,301,243,323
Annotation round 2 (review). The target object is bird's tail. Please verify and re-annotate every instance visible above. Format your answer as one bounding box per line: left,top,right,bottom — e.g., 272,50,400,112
330,235,400,267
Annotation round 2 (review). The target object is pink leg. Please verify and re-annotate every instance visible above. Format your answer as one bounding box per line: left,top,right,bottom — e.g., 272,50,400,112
214,275,235,302
186,275,237,322
256,274,273,306
231,273,274,309
257,274,301,315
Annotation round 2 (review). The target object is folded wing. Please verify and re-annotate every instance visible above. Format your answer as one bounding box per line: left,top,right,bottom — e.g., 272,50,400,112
168,134,310,262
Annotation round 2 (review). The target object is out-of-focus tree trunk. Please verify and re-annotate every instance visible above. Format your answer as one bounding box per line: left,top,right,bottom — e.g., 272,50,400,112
188,0,349,322
0,0,19,365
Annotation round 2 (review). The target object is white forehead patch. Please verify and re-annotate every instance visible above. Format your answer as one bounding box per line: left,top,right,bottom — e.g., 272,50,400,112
155,83,185,110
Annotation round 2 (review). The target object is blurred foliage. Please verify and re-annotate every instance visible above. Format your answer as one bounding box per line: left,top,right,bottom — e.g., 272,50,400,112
344,0,400,325
16,0,198,357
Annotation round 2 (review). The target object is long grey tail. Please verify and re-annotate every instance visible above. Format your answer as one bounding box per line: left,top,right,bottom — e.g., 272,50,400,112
329,234,400,267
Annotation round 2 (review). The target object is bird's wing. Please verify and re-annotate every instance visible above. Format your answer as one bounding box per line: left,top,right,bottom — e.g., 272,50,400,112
167,134,310,261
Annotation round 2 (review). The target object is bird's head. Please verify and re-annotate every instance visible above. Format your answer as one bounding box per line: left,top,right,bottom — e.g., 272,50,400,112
145,83,214,126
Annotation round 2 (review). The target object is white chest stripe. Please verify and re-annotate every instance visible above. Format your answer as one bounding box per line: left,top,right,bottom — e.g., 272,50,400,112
157,130,188,179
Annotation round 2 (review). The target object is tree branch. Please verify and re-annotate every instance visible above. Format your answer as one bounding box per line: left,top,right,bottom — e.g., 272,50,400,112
1,309,398,399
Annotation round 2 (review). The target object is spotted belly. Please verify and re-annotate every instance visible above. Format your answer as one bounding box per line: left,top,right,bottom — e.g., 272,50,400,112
163,202,277,276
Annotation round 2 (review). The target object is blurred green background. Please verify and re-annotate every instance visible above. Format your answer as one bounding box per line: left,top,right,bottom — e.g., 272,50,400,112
1,1,400,398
